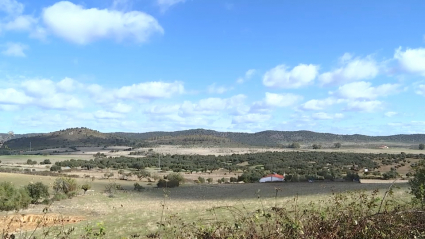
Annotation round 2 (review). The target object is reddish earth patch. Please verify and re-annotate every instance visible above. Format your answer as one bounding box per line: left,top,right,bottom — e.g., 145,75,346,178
1,214,84,233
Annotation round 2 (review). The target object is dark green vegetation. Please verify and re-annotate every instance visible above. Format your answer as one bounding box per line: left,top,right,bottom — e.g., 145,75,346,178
115,128,425,146
2,127,425,152
25,182,49,204
410,160,425,208
0,182,31,211
53,151,425,182
52,177,78,199
0,181,51,211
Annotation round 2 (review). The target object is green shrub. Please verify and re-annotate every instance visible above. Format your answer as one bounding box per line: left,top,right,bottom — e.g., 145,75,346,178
104,182,122,193
25,182,49,204
383,170,399,180
410,160,425,208
52,192,68,201
238,170,264,183
0,182,31,211
198,176,206,184
81,183,92,194
134,183,144,191
157,179,179,188
26,159,37,165
167,173,185,184
50,165,61,171
53,177,78,198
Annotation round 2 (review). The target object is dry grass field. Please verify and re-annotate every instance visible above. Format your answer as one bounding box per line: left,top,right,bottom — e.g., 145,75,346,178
1,144,422,238
0,171,413,238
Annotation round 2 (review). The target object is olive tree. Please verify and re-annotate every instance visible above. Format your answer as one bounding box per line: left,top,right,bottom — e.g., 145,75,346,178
26,182,49,204
53,177,78,198
410,160,425,208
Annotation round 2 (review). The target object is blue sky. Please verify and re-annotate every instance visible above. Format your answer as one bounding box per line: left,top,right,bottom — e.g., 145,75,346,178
1,0,425,135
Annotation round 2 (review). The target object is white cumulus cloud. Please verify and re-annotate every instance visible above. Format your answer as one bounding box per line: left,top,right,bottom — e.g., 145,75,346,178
1,42,28,57
207,83,232,94
394,47,425,76
111,103,132,113
42,1,164,44
415,85,425,96
94,110,124,119
263,64,319,88
385,111,398,117
115,81,184,100
345,100,382,112
301,97,339,111
0,0,23,15
0,88,32,104
312,112,344,120
232,113,271,124
333,81,400,100
264,92,302,107
319,55,379,86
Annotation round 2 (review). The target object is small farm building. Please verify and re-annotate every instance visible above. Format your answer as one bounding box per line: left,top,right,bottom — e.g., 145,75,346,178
259,173,284,183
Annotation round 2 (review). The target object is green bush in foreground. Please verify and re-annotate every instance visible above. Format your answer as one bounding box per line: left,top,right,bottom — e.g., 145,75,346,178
25,182,49,204
0,182,31,211
410,160,425,208
53,177,78,198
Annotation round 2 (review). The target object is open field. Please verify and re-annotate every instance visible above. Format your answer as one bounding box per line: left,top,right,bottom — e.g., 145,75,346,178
14,143,425,157
1,144,423,237
0,171,413,238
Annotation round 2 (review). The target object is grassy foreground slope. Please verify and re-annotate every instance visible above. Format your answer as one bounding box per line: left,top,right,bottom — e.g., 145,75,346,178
0,171,415,238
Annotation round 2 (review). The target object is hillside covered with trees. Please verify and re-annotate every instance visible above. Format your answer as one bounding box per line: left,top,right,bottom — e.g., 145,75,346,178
2,127,425,151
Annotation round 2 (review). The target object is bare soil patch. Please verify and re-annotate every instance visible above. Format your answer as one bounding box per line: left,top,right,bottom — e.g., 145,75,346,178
1,214,84,233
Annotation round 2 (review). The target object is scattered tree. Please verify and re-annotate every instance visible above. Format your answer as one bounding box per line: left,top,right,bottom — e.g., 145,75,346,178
289,142,301,149
50,165,61,171
53,177,78,198
134,183,144,191
25,182,49,204
198,176,206,184
419,144,425,150
135,169,151,181
312,144,322,149
81,183,91,194
167,173,185,184
26,159,37,165
334,142,341,148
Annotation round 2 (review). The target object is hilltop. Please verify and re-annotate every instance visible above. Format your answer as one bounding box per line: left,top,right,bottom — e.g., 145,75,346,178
2,127,134,150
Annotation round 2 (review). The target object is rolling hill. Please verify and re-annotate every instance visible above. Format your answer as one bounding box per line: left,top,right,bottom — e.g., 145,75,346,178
113,129,425,147
2,127,425,151
2,127,135,150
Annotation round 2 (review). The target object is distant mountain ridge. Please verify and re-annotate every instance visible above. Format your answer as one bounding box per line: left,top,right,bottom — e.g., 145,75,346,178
113,129,425,146
2,128,425,150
